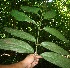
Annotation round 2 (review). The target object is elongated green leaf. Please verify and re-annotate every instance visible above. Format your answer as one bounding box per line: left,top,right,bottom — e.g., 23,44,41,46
0,38,34,53
20,6,41,15
11,10,36,24
4,27,36,42
43,10,56,19
41,42,69,55
43,26,69,43
40,52,70,68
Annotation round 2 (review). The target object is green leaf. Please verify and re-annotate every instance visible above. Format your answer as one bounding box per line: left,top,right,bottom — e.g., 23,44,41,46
43,10,56,19
41,42,69,55
40,52,70,68
11,10,36,24
20,6,40,15
66,0,70,4
0,38,34,53
43,26,69,43
4,27,36,42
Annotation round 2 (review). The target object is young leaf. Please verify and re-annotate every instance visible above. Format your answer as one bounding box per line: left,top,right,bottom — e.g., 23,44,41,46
41,42,69,55
40,52,70,68
20,6,41,15
4,27,36,42
42,10,56,19
11,10,36,25
0,38,34,53
43,26,69,43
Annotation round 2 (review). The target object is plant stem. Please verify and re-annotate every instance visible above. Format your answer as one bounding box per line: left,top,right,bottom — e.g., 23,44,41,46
35,45,37,54
35,24,40,54
35,12,42,54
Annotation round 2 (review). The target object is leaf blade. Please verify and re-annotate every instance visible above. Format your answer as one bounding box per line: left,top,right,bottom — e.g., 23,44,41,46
0,38,34,53
40,52,70,68
43,10,56,19
41,42,69,55
20,6,40,15
4,27,36,42
11,10,36,25
43,26,69,43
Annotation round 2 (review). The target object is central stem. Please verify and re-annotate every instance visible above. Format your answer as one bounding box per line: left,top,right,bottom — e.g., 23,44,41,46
35,15,42,54
35,23,41,54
